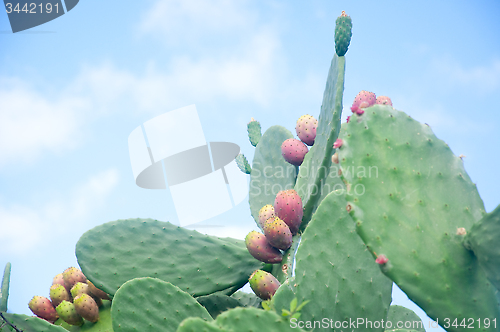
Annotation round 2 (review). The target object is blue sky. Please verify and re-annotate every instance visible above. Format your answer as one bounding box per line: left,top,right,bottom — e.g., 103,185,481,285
1,1,499,330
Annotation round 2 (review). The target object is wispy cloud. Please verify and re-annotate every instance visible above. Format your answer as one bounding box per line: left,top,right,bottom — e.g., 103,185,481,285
431,57,500,93
0,78,88,167
0,169,119,255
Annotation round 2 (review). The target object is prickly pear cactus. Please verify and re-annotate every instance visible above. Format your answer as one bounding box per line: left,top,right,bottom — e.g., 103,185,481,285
338,105,499,330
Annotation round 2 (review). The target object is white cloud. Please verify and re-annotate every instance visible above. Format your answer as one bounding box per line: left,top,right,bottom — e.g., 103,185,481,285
431,57,500,93
138,0,255,41
0,79,88,167
0,169,119,255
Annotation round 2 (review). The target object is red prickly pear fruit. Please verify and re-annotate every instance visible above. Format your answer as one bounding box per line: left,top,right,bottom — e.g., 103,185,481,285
258,204,275,230
274,189,303,235
73,293,100,323
63,267,87,290
56,300,84,326
28,296,59,322
249,270,280,300
376,96,392,106
295,114,318,146
351,90,376,114
87,280,111,301
52,273,66,289
264,217,293,250
333,138,343,149
376,254,389,265
245,231,283,264
49,284,71,307
281,138,308,166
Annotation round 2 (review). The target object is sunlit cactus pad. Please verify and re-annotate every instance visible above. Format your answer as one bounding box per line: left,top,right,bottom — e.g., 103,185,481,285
111,277,212,332
338,105,498,329
76,218,263,297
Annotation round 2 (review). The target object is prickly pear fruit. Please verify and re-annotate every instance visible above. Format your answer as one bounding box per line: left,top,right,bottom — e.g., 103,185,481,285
249,270,280,300
63,267,87,290
333,138,343,149
375,96,392,106
49,284,71,307
56,300,84,326
295,114,318,146
73,293,100,323
332,152,339,164
263,217,293,250
334,11,352,57
87,280,111,301
245,231,283,264
52,273,66,289
376,255,389,265
28,296,59,322
70,282,89,298
274,189,303,234
350,90,376,115
258,204,275,229
281,138,308,166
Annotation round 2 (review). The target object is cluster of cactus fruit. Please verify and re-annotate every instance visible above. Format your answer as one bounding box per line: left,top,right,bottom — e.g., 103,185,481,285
2,10,500,332
27,267,109,326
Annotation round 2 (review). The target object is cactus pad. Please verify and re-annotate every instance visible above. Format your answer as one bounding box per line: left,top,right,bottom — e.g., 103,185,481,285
236,154,252,174
249,126,297,226
196,294,242,318
464,204,500,290
230,291,262,308
386,305,425,332
294,53,345,231
293,190,392,330
111,277,212,332
338,105,499,330
0,313,67,332
76,218,263,297
334,11,352,56
247,119,262,147
0,263,10,312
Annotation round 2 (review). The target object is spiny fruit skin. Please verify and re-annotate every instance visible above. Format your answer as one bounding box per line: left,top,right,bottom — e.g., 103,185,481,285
258,204,275,230
274,189,303,235
281,138,309,166
56,300,84,326
49,284,71,307
245,231,283,264
334,11,352,57
73,293,100,323
249,270,280,300
351,90,376,115
63,267,87,290
263,217,293,250
52,273,66,289
70,282,89,299
28,296,59,322
295,114,318,146
87,280,111,301
375,96,393,106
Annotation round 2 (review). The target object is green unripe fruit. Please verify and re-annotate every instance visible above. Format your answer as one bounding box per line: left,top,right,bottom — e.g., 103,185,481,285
56,300,84,326
335,11,352,56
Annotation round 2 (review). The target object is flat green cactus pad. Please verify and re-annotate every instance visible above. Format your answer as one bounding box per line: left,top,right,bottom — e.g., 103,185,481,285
247,120,262,147
0,263,10,312
54,300,112,331
111,277,212,332
464,204,500,290
0,313,67,332
386,305,424,332
76,218,263,297
236,154,251,174
196,294,242,319
292,190,392,331
295,53,345,231
230,291,262,308
338,105,499,330
178,307,305,332
249,126,297,229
